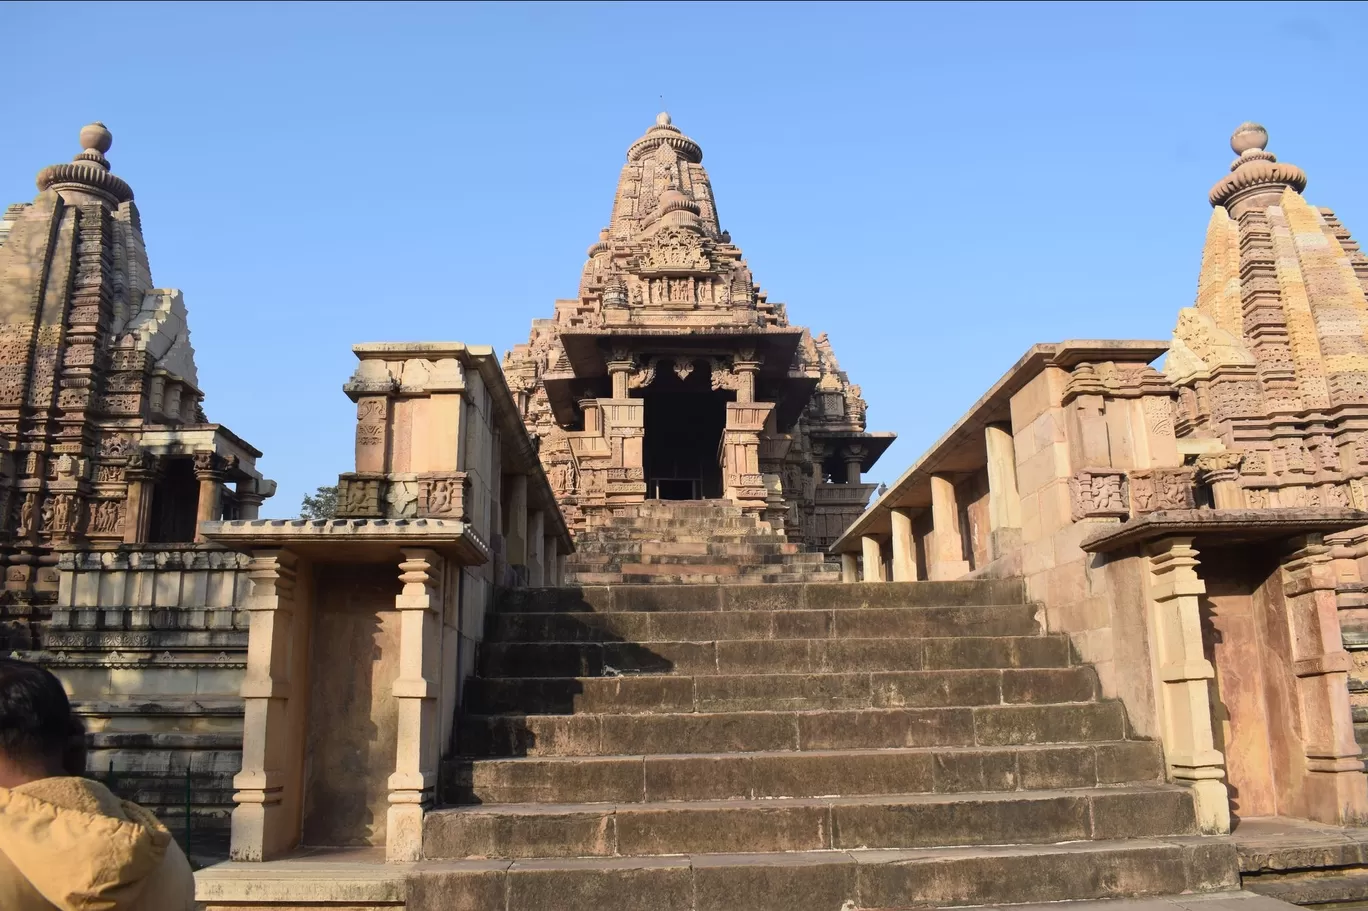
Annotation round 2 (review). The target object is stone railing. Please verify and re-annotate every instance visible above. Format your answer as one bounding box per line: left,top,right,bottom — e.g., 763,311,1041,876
832,339,1368,830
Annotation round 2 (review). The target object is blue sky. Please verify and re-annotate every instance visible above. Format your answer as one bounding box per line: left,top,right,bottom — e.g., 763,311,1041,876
2,2,1366,516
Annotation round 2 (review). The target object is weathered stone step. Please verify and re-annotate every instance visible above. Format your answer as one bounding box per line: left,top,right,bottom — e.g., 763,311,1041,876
450,741,1163,804
385,840,1238,911
575,551,830,567
569,541,804,557
457,702,1129,757
423,784,1197,860
495,581,1029,614
464,667,1096,715
485,604,1042,644
602,570,840,586
477,635,1067,678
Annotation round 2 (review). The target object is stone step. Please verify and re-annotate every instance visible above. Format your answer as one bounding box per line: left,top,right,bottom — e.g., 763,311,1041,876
477,635,1067,678
570,551,830,567
390,840,1238,911
463,667,1096,715
449,741,1163,804
570,541,805,557
485,605,1042,644
456,702,1129,757
495,581,1029,614
423,785,1198,860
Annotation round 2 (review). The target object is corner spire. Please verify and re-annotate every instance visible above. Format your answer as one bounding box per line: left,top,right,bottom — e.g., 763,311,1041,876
1208,121,1306,211
35,121,134,205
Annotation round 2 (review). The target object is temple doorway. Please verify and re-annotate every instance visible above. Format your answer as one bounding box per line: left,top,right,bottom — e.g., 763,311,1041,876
642,367,727,500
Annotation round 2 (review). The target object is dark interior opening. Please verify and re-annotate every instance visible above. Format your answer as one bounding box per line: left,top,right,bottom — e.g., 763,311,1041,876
642,365,728,500
149,457,200,543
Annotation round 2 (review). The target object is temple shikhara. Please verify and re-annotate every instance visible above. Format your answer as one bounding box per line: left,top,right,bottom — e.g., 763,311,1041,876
9,116,1368,911
502,113,891,548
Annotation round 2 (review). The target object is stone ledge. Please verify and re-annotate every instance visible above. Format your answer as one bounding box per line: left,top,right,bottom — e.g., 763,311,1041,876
1080,508,1368,555
200,518,490,565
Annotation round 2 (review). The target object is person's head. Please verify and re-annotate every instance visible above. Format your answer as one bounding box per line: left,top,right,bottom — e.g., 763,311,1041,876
0,658,86,787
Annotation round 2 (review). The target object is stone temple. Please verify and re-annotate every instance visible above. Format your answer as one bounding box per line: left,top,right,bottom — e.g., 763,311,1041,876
10,118,1368,911
502,113,891,551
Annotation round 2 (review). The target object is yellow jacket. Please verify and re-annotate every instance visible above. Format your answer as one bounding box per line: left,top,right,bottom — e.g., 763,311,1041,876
0,776,196,910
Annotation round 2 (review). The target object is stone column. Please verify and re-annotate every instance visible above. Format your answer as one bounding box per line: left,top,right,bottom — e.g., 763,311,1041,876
527,510,545,587
733,350,761,405
237,480,265,521
1195,452,1244,509
890,507,917,582
984,423,1023,558
505,474,528,577
543,536,559,586
841,553,859,583
929,473,971,580
122,453,159,545
607,350,635,400
193,451,226,543
388,549,442,862
1279,536,1368,824
1144,537,1230,834
231,550,304,861
354,396,392,474
861,534,885,582
579,398,601,435
843,444,867,484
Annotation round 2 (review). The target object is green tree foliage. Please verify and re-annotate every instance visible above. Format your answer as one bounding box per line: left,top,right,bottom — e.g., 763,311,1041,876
300,485,338,519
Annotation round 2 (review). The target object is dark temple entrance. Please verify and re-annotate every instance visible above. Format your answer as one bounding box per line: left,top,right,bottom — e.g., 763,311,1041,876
642,367,727,500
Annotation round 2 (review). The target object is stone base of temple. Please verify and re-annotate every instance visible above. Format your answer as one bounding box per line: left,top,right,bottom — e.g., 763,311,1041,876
561,498,841,584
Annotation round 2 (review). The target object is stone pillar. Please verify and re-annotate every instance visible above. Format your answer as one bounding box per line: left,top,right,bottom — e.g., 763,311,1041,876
543,536,559,586
505,474,528,577
843,445,866,485
1144,537,1230,834
1279,536,1368,824
890,507,917,582
734,350,761,405
579,398,601,435
231,550,304,861
984,423,1023,558
607,351,635,400
388,549,442,862
929,473,971,580
861,534,885,582
237,480,265,521
527,510,545,587
193,451,226,543
841,553,859,583
354,396,392,474
122,453,158,545
1195,452,1244,509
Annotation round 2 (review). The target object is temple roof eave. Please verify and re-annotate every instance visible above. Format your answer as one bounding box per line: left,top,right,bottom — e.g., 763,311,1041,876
809,430,897,472
558,326,805,379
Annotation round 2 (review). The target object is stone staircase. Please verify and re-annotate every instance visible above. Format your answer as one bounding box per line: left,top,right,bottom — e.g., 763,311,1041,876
562,500,841,585
425,580,1236,910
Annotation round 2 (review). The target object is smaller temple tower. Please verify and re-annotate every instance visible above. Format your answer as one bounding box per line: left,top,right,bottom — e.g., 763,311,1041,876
502,114,892,546
0,124,274,646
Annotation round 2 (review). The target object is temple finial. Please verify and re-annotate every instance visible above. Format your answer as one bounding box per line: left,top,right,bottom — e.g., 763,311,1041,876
656,111,672,127
1209,120,1305,210
35,121,133,203
79,122,113,155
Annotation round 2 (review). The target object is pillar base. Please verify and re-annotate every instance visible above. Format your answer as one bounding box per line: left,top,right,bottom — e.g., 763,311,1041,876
386,802,426,863
1301,768,1368,826
1186,778,1232,835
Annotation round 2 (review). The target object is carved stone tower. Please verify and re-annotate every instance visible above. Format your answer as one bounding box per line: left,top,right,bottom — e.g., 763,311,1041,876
1165,122,1368,511
0,124,273,645
502,114,892,545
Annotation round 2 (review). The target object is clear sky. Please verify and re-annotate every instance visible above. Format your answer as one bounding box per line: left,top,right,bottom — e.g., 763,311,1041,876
2,2,1366,516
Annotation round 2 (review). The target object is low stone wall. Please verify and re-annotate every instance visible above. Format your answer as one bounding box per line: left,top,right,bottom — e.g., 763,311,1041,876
26,545,252,848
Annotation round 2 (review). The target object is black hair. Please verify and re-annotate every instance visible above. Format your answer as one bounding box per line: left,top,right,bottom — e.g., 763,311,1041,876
0,658,77,769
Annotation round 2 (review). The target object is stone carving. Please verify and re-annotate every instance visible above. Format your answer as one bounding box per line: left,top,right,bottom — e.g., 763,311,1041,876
89,499,123,534
1070,469,1129,521
419,473,468,520
336,475,382,518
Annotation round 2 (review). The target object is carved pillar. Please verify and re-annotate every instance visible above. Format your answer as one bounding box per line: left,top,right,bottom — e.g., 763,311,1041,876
1195,452,1245,509
842,444,866,485
1279,536,1368,824
193,451,227,542
122,452,158,545
355,396,391,474
861,534,885,582
891,507,917,582
1144,537,1230,834
231,550,304,861
606,350,635,400
929,473,971,580
389,548,442,862
733,350,761,405
985,422,1022,558
579,397,601,435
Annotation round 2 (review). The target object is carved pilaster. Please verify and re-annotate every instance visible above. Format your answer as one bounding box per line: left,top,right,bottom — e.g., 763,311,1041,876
1144,537,1230,833
389,548,443,862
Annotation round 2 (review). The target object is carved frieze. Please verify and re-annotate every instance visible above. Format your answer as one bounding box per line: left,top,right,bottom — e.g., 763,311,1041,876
417,472,469,520
1070,469,1129,521
336,474,383,518
1129,468,1197,515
